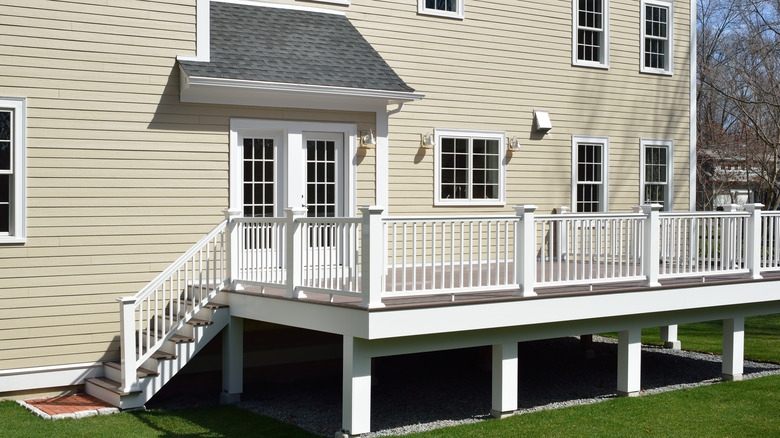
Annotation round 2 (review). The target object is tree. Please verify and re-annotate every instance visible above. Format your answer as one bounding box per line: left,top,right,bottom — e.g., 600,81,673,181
697,0,780,209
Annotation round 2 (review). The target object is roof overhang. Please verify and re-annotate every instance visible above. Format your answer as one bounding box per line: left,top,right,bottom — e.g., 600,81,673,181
179,65,425,112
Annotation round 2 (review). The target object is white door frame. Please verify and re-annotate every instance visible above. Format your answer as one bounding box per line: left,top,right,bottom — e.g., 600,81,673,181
230,119,357,216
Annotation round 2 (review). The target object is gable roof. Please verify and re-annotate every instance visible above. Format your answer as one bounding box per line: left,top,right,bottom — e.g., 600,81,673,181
178,2,415,93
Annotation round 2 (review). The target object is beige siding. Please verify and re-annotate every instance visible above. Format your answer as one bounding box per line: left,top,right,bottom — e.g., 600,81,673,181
0,0,691,375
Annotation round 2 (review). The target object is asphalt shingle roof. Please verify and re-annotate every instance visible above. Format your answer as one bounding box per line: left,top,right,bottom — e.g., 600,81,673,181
179,2,414,92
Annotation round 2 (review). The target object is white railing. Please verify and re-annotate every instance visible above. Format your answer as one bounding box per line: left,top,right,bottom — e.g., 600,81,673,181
535,212,645,286
118,219,227,393
383,216,519,297
233,217,287,287
298,217,362,298
658,211,750,278
761,211,780,271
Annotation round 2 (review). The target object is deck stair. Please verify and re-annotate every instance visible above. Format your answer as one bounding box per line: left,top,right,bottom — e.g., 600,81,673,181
85,301,229,409
85,220,231,409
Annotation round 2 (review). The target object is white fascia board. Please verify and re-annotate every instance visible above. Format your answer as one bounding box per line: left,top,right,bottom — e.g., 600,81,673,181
365,279,780,339
0,362,104,393
180,68,424,112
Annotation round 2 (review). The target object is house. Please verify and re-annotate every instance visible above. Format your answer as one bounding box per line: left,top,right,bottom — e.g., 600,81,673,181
5,1,780,437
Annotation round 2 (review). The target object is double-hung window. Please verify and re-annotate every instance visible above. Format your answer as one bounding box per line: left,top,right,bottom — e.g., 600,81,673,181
573,0,609,68
435,129,505,205
418,0,464,20
572,136,609,212
0,97,26,243
641,139,673,209
641,0,673,74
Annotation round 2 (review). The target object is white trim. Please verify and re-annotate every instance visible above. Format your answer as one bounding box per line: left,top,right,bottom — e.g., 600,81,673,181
433,128,506,207
640,0,674,75
0,362,104,393
571,135,610,212
230,119,357,216
640,138,674,210
572,0,610,69
417,0,465,20
180,68,424,112
0,97,26,244
689,0,697,210
176,0,347,64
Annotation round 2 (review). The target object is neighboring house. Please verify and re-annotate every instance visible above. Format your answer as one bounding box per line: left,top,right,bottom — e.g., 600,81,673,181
5,1,780,437
697,146,756,209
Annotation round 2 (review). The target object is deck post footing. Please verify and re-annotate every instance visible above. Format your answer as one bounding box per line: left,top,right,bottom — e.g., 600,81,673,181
722,373,743,382
616,390,640,397
490,409,516,419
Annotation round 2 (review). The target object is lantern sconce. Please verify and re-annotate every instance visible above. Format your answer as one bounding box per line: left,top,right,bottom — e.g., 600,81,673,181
359,130,376,149
421,133,435,149
507,137,522,152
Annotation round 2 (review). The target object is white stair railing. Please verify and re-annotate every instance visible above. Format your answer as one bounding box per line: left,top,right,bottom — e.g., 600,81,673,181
117,219,228,393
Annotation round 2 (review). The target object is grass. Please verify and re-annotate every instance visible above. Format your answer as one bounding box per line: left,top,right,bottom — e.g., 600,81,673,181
405,375,780,437
0,403,319,438
3,314,779,437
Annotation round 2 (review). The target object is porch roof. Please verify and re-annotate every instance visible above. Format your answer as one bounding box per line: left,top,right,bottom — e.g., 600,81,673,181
178,2,415,93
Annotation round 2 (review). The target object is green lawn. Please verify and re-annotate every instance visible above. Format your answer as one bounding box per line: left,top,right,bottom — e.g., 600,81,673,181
0,403,319,438
3,314,779,437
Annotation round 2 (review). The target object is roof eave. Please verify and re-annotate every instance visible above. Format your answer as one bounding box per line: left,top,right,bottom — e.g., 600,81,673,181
179,66,424,112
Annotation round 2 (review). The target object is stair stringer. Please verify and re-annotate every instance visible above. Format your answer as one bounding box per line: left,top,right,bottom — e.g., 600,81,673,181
117,306,230,409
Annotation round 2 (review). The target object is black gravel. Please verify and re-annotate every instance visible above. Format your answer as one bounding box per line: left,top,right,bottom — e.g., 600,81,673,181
238,336,780,436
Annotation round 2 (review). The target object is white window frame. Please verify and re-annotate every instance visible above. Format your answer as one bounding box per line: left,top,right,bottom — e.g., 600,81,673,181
572,135,609,212
640,138,673,210
418,0,465,20
229,119,356,216
0,97,26,244
434,128,506,206
572,0,610,68
640,0,674,75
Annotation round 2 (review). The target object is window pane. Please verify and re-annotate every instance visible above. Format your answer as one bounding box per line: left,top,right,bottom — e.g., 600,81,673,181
0,175,8,203
0,112,9,141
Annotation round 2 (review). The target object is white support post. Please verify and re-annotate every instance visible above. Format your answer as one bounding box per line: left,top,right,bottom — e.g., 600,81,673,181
285,207,308,299
745,203,764,280
118,296,140,394
360,206,386,309
660,325,681,350
640,204,662,287
617,328,642,397
341,336,372,437
223,208,243,287
513,205,538,297
490,342,519,419
221,316,244,404
722,316,745,381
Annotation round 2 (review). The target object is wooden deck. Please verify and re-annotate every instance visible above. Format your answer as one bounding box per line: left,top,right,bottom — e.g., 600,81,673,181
226,266,780,311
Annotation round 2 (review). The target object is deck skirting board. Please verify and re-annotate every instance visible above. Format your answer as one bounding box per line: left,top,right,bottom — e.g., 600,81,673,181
0,362,104,395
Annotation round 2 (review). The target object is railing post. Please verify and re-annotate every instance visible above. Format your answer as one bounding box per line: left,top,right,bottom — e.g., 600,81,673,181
745,203,764,279
285,207,308,299
118,296,140,394
360,206,386,309
513,205,537,297
223,208,243,288
641,204,662,287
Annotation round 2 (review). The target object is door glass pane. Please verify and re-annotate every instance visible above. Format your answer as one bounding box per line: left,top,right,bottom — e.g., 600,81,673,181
243,138,274,218
306,139,337,218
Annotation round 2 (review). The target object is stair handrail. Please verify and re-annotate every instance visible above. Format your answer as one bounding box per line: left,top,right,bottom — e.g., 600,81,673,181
117,219,229,393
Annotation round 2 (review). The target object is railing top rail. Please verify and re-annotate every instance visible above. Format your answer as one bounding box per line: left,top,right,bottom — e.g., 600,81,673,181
383,215,519,223
297,216,362,225
127,220,227,303
761,210,780,216
536,212,645,220
234,216,286,224
660,211,750,218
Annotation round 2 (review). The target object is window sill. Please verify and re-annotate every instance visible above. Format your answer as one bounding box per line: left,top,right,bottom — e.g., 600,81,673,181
572,61,610,70
640,67,674,76
417,9,464,20
0,236,26,244
435,200,506,207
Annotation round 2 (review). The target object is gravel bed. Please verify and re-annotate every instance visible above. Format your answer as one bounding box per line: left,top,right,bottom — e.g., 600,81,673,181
239,336,780,437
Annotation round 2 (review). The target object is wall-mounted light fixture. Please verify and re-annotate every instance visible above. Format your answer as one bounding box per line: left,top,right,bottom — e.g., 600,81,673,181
359,130,376,148
533,110,552,132
507,137,521,152
421,133,435,149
